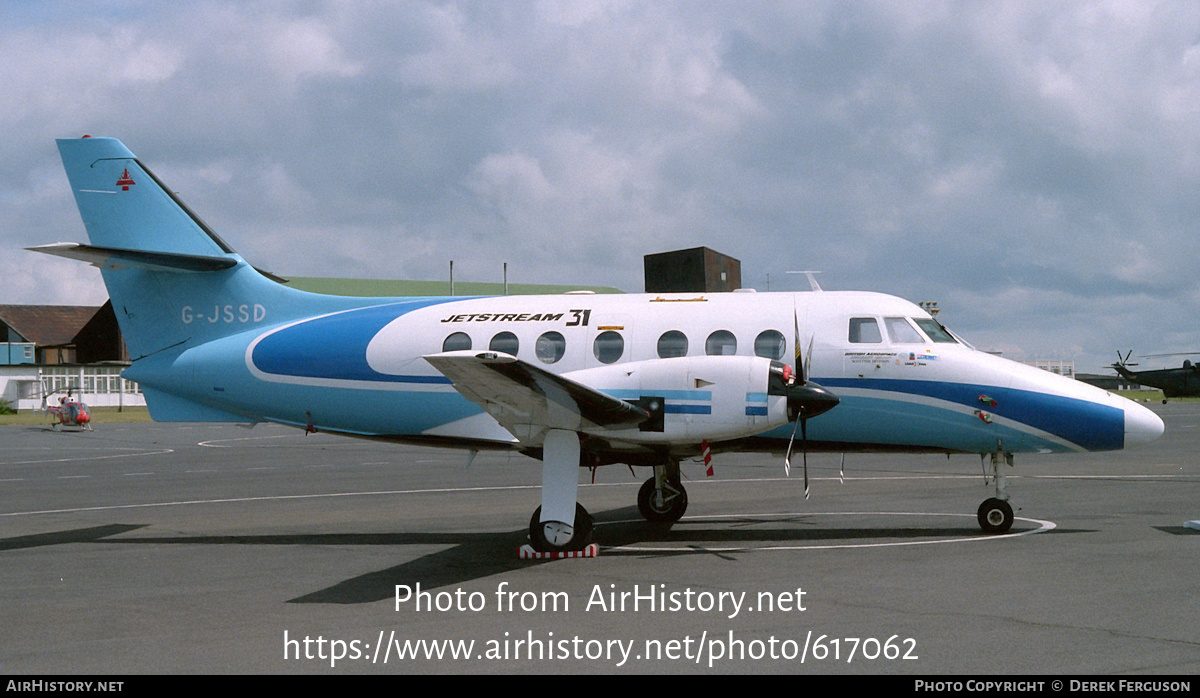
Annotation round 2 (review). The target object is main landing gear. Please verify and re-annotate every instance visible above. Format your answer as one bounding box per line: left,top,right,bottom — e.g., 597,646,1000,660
977,451,1015,534
526,449,692,553
526,429,593,553
528,503,594,552
637,460,688,523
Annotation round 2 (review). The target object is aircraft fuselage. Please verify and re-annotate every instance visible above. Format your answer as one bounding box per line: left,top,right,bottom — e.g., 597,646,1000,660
123,285,1161,461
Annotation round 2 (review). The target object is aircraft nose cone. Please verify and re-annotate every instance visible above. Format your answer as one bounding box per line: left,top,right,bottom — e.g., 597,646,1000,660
1124,401,1165,448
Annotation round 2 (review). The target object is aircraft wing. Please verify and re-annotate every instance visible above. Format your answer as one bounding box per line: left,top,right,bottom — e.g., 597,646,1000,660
424,351,649,443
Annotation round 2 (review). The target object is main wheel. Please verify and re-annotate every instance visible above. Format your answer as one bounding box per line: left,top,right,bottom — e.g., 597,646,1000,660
528,503,594,552
637,477,688,523
977,497,1014,534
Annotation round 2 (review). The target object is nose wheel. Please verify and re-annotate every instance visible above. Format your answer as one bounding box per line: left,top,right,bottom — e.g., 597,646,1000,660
637,460,688,523
977,451,1015,534
637,476,688,522
977,497,1014,534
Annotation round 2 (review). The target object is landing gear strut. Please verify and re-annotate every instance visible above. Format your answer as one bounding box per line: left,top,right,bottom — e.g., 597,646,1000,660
637,460,688,523
527,429,593,552
977,451,1015,534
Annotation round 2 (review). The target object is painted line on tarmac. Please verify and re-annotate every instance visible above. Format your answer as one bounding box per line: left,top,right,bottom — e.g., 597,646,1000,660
3,469,1187,518
198,434,297,447
0,447,175,466
0,483,545,517
1,480,1053,556
600,511,1055,553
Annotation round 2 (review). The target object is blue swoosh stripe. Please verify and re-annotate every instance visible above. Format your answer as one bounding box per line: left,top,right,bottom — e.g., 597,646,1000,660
251,299,458,384
817,377,1123,451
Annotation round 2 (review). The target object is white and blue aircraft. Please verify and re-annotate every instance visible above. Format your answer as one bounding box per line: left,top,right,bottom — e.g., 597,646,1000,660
32,136,1165,553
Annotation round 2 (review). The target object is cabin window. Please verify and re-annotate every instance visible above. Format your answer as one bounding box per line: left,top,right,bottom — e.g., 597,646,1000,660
705,330,737,356
489,331,519,355
913,318,958,344
657,330,688,358
848,318,882,343
885,317,925,344
593,331,624,364
443,332,472,352
535,331,566,364
754,330,786,360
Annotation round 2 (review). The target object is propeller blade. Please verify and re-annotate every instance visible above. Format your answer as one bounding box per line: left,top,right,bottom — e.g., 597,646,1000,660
803,335,814,385
785,304,834,497
793,308,804,383
801,417,810,500
784,416,800,477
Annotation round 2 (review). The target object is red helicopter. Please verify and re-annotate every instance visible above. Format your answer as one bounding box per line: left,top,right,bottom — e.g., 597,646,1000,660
44,388,92,430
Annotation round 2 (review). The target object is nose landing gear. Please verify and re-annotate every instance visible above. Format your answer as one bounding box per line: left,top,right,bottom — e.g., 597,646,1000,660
978,451,1015,534
637,460,688,523
977,497,1014,534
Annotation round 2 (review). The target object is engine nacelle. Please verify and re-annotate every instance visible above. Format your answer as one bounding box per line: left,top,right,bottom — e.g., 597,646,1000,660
563,355,792,445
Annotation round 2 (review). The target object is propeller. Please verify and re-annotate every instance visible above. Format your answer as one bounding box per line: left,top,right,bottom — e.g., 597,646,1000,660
778,310,840,498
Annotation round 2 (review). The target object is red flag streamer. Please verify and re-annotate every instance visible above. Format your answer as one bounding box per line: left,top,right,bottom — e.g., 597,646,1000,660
702,440,713,477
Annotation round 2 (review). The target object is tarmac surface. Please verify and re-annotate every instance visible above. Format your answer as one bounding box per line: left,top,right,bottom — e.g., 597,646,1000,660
2,402,1198,675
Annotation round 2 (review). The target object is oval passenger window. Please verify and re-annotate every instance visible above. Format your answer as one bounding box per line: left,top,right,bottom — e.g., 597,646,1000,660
657,330,688,358
593,331,624,364
705,330,737,356
489,331,519,355
443,332,471,352
754,330,786,360
536,331,566,364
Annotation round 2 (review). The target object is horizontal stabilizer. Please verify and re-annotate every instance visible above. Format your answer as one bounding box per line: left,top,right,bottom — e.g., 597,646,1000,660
28,242,237,273
425,351,649,442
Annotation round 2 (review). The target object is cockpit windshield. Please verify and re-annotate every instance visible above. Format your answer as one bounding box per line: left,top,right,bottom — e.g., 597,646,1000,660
913,318,958,344
849,316,963,346
885,317,925,344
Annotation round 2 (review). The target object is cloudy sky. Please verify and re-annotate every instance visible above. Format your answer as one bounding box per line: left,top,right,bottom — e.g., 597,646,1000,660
4,1,1199,373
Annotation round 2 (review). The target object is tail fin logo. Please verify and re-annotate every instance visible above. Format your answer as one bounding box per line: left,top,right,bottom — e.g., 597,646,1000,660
115,169,136,191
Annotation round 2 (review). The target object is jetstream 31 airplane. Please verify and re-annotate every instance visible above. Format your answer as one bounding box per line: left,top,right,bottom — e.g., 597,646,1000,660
33,136,1165,553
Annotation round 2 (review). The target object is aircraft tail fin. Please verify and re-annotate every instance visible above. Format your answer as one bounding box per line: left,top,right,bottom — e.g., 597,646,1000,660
56,136,237,258
46,136,358,361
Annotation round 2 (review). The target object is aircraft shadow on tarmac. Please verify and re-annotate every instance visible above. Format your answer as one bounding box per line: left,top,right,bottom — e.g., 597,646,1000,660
1153,526,1200,536
3,510,1084,605
0,523,146,551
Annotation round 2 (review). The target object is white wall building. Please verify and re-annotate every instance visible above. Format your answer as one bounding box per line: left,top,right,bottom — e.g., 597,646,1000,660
1,364,144,412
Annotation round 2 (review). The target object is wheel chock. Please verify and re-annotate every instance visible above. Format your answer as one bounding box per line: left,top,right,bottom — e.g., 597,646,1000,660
519,543,600,559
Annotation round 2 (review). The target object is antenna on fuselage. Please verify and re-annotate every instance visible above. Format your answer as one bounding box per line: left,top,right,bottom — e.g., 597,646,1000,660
787,270,823,292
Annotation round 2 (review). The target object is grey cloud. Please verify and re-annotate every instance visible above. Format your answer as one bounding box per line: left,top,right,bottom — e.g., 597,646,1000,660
5,1,1200,371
